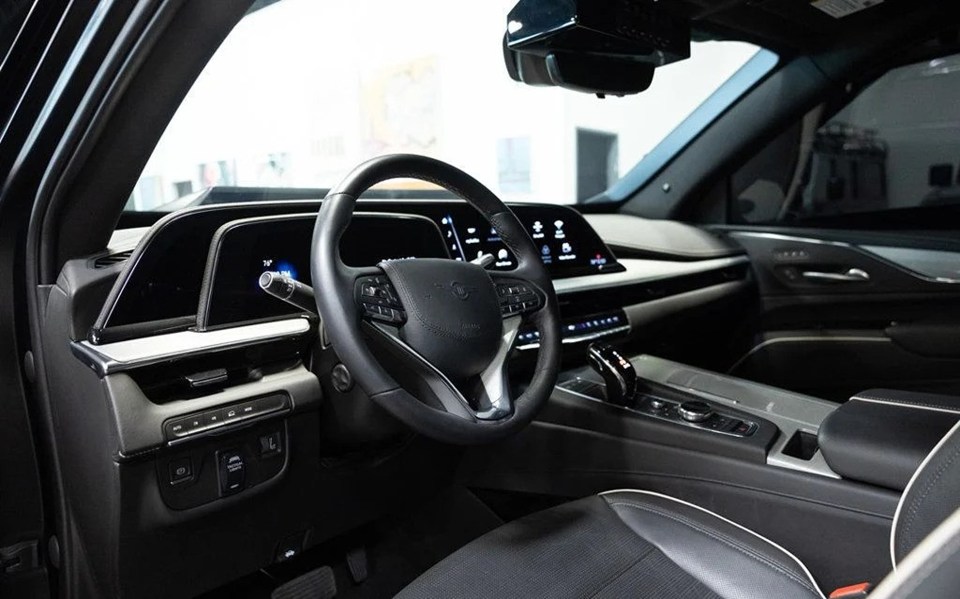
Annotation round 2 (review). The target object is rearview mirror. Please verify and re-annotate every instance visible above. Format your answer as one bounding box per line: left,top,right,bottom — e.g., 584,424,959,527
503,0,691,97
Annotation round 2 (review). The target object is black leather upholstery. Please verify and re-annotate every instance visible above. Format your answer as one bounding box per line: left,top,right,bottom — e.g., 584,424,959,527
819,389,960,490
397,491,822,599
873,507,960,599
892,420,960,564
399,391,960,599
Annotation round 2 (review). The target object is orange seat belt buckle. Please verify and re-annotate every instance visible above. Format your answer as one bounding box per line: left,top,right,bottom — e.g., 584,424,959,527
829,582,871,598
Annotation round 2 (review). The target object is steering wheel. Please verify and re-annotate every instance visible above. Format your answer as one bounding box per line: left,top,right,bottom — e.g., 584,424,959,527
312,154,562,445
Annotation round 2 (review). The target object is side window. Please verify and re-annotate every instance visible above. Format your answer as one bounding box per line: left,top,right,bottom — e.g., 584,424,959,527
728,52,960,225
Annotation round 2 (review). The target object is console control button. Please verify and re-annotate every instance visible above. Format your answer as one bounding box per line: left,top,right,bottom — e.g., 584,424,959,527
169,457,193,485
203,409,225,427
678,400,713,423
163,394,290,442
259,431,282,457
647,397,667,411
218,450,246,496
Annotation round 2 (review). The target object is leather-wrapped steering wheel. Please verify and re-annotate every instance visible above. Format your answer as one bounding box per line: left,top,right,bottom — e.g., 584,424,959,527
311,154,562,444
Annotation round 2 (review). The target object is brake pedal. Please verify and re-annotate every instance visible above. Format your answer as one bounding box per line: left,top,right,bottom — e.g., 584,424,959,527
271,566,337,599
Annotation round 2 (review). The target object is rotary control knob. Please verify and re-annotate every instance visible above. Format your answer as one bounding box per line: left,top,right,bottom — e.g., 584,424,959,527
647,397,668,411
678,400,713,423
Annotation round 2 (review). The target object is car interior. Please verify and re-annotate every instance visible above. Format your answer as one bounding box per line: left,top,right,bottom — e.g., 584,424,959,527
1,0,960,598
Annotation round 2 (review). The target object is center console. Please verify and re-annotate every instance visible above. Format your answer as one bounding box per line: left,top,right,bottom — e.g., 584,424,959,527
465,346,960,591
557,344,833,474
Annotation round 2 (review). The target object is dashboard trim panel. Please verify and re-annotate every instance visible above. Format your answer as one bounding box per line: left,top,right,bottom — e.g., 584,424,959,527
72,317,312,376
554,255,750,294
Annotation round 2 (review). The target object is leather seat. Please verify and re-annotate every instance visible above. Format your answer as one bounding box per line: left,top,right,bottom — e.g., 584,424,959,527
398,421,960,599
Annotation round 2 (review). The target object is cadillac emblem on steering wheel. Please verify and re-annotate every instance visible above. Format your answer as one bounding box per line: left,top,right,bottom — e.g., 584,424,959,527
436,281,477,301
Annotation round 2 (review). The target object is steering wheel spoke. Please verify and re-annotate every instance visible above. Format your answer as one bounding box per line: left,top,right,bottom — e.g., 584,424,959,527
361,320,477,421
472,316,521,419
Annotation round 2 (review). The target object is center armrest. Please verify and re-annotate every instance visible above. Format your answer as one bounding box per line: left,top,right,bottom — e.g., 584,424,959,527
818,389,960,490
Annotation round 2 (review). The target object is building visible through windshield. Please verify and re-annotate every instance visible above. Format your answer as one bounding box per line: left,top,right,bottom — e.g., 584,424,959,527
131,0,762,210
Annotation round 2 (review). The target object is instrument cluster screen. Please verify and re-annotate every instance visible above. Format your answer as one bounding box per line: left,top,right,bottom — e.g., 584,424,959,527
199,213,449,328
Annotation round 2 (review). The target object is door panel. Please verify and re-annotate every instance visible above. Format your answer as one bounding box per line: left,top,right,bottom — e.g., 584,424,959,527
719,229,960,401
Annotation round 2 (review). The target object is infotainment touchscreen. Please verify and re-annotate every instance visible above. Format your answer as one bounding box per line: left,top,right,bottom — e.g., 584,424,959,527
198,213,449,329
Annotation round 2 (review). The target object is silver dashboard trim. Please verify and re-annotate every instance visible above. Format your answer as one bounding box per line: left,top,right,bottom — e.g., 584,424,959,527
632,354,841,479
72,317,312,376
553,255,750,295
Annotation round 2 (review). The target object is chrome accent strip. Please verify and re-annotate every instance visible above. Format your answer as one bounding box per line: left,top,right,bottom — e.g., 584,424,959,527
730,231,960,285
553,256,750,295
72,317,312,376
861,245,960,284
850,395,960,415
729,231,853,248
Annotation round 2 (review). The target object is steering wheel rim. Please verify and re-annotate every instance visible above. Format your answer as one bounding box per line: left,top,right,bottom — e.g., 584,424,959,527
311,154,562,445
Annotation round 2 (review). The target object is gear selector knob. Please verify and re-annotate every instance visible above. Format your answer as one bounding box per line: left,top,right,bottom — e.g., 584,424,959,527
586,343,637,406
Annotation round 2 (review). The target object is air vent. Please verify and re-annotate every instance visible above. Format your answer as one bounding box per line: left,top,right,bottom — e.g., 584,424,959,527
94,250,134,269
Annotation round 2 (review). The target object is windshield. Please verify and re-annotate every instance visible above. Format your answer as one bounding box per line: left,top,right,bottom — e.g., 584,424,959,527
129,0,769,212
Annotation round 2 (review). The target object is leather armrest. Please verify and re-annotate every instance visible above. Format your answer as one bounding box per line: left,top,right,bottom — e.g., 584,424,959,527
819,389,960,490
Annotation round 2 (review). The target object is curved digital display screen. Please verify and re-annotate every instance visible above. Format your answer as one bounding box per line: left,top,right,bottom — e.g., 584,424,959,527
97,199,623,337
427,204,618,274
199,213,449,328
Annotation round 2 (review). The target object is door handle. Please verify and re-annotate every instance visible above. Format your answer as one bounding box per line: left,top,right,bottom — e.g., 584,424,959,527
800,268,871,283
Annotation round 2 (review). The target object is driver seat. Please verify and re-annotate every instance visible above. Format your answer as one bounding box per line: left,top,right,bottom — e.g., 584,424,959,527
397,421,960,598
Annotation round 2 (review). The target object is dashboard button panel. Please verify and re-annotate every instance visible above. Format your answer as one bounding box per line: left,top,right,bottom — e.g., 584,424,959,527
163,393,290,442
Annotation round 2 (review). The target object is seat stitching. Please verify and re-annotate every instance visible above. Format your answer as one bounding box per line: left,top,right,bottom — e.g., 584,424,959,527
886,532,960,598
583,545,657,599
608,501,819,596
899,442,960,554
852,395,960,413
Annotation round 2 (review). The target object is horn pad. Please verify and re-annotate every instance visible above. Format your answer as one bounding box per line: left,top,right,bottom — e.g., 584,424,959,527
379,259,502,381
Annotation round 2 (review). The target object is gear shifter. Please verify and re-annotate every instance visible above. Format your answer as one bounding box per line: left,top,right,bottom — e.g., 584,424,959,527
586,343,637,406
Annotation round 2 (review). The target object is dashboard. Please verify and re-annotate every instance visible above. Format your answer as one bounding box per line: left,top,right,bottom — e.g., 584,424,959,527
93,200,624,341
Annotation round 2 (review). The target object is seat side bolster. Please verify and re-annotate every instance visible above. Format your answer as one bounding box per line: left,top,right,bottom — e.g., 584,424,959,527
601,490,824,599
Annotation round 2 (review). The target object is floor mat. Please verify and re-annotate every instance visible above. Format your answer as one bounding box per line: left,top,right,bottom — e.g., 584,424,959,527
199,486,503,599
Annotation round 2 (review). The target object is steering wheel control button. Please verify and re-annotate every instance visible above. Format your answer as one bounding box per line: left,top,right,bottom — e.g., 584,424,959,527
497,280,541,317
357,276,407,324
168,457,193,485
218,450,246,496
678,400,713,423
